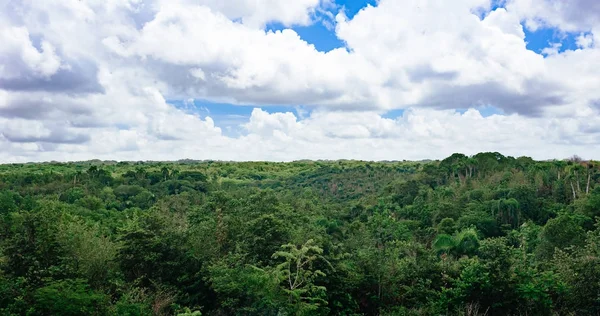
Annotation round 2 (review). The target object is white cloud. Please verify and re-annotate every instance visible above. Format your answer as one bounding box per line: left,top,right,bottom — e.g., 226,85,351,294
4,107,600,162
244,109,301,137
506,0,600,32
335,2,560,114
184,0,324,28
0,24,62,79
104,3,377,109
1,0,600,162
576,33,595,49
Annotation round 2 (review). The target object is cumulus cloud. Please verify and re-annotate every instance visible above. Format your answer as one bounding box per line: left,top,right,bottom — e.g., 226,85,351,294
1,0,600,162
123,0,327,29
506,0,600,32
4,106,600,162
185,0,325,28
237,107,600,161
334,3,567,114
0,25,61,79
103,3,377,109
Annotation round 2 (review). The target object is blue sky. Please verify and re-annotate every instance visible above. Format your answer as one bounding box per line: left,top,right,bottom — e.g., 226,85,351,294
269,0,583,55
169,99,302,137
169,0,577,131
524,27,579,53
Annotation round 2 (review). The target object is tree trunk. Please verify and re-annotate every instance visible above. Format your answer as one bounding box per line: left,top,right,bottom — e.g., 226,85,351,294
216,208,226,252
570,181,577,200
586,173,591,194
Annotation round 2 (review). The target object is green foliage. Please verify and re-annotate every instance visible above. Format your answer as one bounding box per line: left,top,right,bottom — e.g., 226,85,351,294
536,213,586,260
250,239,332,315
433,228,479,257
0,190,20,214
454,228,480,256
2,202,68,284
177,307,202,315
59,187,85,204
0,153,599,315
551,223,600,313
32,279,108,315
245,214,291,265
436,217,456,235
57,217,118,288
111,286,153,316
433,234,456,255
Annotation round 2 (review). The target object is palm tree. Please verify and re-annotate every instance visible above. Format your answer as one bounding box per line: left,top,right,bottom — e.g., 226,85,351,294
161,166,170,181
492,198,520,229
565,163,585,200
585,160,597,194
552,159,567,180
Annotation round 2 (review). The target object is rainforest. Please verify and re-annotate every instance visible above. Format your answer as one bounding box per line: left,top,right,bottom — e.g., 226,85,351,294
0,152,599,315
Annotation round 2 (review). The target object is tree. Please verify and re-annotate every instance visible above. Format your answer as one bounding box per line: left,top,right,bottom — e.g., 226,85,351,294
432,228,479,257
433,234,456,256
536,213,586,260
552,221,600,314
492,198,521,229
0,190,20,215
161,166,171,181
267,239,331,315
2,202,68,286
1,153,599,315
32,279,108,316
454,228,480,257
246,214,291,265
57,217,118,289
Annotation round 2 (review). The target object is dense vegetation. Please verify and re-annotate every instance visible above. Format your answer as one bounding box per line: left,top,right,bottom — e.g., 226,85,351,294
0,152,599,315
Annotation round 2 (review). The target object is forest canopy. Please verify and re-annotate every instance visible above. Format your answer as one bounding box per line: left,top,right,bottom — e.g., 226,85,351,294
0,152,599,315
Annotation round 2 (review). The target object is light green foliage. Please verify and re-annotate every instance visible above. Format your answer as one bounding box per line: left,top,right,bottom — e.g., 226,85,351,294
268,239,331,315
433,228,479,257
177,307,202,315
433,234,456,255
57,216,118,288
454,228,480,256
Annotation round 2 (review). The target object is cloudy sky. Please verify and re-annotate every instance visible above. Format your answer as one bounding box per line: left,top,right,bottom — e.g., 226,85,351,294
1,0,599,162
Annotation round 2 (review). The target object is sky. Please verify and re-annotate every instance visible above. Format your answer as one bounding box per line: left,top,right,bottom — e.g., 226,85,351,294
1,0,600,162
